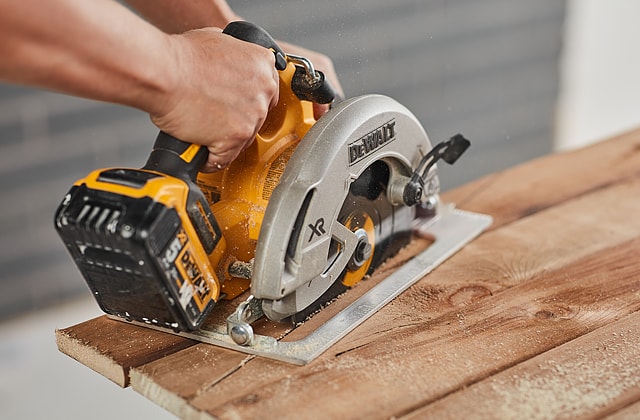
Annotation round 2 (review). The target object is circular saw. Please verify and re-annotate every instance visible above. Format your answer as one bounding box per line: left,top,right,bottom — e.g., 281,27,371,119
54,22,491,364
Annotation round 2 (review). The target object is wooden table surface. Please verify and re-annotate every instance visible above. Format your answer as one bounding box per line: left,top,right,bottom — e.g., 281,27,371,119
57,128,640,419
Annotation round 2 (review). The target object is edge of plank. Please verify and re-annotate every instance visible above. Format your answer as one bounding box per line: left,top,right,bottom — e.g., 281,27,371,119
130,368,202,419
56,315,197,387
56,325,127,387
442,127,640,228
129,344,252,419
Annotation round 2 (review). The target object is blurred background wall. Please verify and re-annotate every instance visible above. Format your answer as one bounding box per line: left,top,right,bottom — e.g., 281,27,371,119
556,0,640,150
0,0,638,321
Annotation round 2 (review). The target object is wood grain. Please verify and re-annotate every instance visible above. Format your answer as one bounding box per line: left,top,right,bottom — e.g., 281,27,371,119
405,310,640,419
129,177,640,417
129,344,250,419
605,400,640,420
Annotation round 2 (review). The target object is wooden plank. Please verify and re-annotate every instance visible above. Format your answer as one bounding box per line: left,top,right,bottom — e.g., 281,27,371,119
128,237,434,414
193,236,640,419
442,128,640,229
405,310,640,419
130,178,640,417
55,316,196,387
55,128,640,416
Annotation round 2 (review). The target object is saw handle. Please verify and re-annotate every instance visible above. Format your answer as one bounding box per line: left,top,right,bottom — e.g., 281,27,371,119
223,21,288,70
142,131,208,182
145,21,290,180
142,130,222,257
291,64,340,104
226,21,339,104
145,21,341,180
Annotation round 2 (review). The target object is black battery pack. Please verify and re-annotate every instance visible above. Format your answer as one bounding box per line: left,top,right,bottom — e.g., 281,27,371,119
54,168,220,331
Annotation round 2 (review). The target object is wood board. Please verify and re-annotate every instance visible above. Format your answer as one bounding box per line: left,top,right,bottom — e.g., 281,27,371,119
56,128,640,419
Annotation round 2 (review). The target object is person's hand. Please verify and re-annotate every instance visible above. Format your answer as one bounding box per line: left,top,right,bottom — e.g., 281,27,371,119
278,41,344,119
150,28,279,172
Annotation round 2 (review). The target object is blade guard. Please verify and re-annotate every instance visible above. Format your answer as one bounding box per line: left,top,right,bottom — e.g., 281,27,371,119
251,94,435,320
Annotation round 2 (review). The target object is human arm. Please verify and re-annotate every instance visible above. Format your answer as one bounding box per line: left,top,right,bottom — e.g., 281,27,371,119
0,0,279,171
124,0,240,34
125,0,344,115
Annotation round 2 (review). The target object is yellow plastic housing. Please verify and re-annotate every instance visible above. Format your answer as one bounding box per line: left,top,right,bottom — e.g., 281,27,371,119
197,63,316,299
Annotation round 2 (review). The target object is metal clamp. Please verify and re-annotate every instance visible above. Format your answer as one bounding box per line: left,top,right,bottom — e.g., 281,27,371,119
286,54,322,84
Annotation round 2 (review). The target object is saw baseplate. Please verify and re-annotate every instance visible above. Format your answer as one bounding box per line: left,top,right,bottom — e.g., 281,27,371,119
117,204,491,365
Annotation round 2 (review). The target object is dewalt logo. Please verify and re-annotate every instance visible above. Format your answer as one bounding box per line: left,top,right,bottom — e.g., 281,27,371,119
348,119,396,166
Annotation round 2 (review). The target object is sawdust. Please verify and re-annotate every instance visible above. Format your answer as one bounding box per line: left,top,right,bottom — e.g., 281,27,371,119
454,326,640,419
318,346,431,416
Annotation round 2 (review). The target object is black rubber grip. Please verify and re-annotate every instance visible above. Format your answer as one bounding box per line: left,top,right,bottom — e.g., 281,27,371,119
142,131,208,183
223,21,287,70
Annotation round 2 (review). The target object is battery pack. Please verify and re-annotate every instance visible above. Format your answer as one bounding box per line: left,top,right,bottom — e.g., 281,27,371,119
54,168,221,331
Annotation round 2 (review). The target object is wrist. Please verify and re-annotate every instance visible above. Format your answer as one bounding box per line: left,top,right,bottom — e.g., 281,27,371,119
123,31,181,118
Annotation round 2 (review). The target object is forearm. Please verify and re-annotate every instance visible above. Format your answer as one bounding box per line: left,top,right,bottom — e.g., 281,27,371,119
0,0,174,115
126,0,344,101
125,0,240,33
124,0,343,104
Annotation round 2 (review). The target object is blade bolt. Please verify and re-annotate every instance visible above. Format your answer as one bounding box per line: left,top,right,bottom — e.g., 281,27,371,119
120,224,134,238
349,228,372,270
356,241,373,262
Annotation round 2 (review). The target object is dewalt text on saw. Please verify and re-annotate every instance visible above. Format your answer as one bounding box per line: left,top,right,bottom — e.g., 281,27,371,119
54,22,491,365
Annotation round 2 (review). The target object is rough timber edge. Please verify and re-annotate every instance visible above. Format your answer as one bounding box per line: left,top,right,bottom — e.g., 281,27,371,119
55,327,128,387
116,204,492,365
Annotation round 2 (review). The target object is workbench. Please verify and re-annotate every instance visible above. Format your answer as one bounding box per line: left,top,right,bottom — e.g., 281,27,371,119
57,128,640,419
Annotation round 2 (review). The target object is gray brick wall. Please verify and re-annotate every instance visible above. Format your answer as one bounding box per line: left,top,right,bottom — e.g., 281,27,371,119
0,0,565,318
0,91,156,318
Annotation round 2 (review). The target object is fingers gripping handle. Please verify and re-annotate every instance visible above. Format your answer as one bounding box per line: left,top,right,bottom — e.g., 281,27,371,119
146,22,288,180
223,21,288,70
226,21,340,105
147,21,340,181
141,22,291,262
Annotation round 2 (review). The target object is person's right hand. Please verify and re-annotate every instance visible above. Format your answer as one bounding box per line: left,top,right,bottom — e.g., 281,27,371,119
150,28,280,172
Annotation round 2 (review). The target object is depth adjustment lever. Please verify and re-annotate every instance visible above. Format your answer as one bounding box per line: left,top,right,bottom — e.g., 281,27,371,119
389,134,470,207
